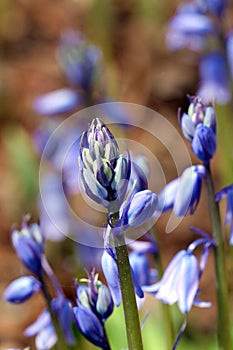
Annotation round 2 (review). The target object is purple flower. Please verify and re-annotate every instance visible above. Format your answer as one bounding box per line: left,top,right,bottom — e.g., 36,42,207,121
3,276,41,303
179,96,217,162
158,165,205,216
197,0,227,17
33,88,82,116
120,190,158,228
216,184,233,244
197,52,231,105
12,218,45,276
143,239,212,313
166,2,217,52
73,305,108,349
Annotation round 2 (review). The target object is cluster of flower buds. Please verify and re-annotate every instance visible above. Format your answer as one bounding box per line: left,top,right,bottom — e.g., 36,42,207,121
179,96,216,163
73,271,113,348
79,118,131,212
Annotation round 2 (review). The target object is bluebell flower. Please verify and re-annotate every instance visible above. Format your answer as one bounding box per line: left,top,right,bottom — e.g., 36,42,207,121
101,249,144,306
179,96,217,162
143,239,212,313
12,218,45,276
79,118,131,212
166,2,217,52
226,31,233,81
73,305,108,349
75,270,114,322
3,276,41,303
24,310,57,350
216,184,233,244
158,165,205,216
33,88,83,116
119,190,158,228
197,52,231,104
129,156,149,193
56,30,102,94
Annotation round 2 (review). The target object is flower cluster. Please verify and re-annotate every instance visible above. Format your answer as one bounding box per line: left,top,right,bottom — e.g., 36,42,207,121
167,0,232,104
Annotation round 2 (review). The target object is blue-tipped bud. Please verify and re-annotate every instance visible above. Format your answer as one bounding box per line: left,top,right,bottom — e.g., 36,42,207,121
121,190,158,227
179,96,217,162
129,252,151,287
79,118,131,212
12,219,44,276
73,305,108,348
3,276,41,303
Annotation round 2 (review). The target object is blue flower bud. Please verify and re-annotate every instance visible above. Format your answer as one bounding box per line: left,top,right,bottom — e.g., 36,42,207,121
96,285,114,321
179,96,217,162
129,252,151,287
52,297,75,345
12,219,44,276
191,124,216,163
57,30,102,92
79,118,131,212
174,165,205,216
73,305,108,348
122,190,158,227
3,276,41,303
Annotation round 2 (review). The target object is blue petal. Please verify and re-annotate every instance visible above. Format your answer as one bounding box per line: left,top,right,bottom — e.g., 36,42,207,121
101,251,122,306
33,88,82,116
192,124,216,162
73,305,107,348
157,178,179,212
3,276,41,303
24,310,51,336
35,324,57,350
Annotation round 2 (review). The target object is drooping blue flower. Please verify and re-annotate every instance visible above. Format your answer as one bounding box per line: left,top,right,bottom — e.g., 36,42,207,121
158,165,205,216
3,276,41,303
197,52,231,104
119,190,158,228
166,2,217,52
143,239,212,313
33,88,83,116
24,310,57,350
12,218,45,276
129,156,149,193
216,184,233,244
73,305,108,349
79,118,131,212
129,252,152,287
179,96,217,162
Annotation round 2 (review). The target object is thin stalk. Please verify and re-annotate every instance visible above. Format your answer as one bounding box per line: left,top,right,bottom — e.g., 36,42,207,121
204,163,232,350
149,228,175,350
39,272,70,350
113,233,144,350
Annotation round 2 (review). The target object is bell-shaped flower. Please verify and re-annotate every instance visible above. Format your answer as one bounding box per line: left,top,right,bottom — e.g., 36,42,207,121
158,165,205,216
216,184,233,244
3,276,41,303
12,218,45,276
119,190,158,228
179,96,217,163
129,156,149,194
79,118,131,212
96,284,114,321
73,305,108,349
143,242,211,314
24,310,57,350
197,52,231,105
166,2,217,52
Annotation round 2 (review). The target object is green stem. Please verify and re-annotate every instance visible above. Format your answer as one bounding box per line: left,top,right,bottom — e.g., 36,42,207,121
204,163,232,350
113,233,144,350
149,228,175,350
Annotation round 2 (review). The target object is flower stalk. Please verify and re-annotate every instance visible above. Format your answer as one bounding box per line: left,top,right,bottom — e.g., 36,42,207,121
204,163,232,350
114,233,144,350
